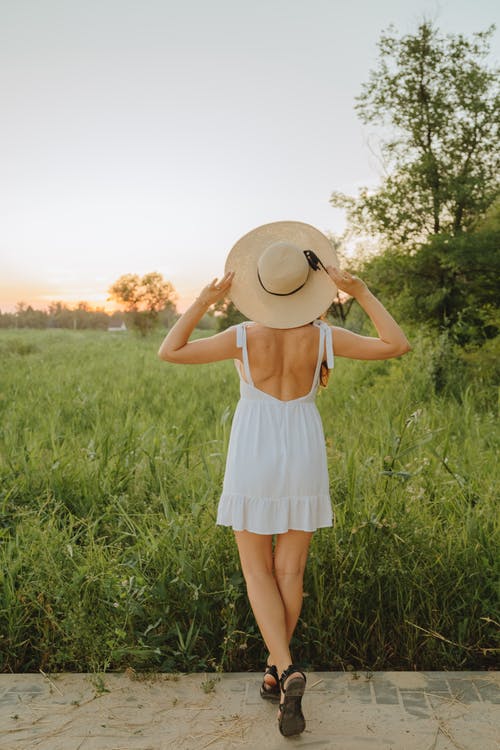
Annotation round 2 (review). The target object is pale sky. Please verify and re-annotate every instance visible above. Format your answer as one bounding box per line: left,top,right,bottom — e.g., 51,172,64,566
1,0,498,311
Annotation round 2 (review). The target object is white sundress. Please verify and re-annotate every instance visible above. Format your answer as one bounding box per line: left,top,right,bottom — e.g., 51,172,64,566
216,320,335,535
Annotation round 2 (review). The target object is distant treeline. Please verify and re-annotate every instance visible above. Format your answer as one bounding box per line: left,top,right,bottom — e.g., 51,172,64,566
0,302,123,330
0,301,212,331
0,302,176,330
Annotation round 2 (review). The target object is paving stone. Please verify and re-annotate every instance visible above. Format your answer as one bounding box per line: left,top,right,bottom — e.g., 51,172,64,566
399,689,430,718
447,677,482,703
422,675,453,711
346,680,374,704
474,678,500,704
243,679,266,706
218,676,247,693
309,677,347,693
423,676,451,694
4,682,44,694
373,682,400,705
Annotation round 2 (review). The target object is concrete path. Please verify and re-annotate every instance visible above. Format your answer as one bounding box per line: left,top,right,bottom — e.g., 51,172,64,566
0,670,498,750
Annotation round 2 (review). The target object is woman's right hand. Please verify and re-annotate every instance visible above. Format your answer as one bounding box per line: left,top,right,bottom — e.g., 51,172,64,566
326,265,368,298
196,271,234,308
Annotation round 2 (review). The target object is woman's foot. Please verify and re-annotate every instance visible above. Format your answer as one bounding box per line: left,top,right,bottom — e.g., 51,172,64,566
260,663,280,701
277,665,306,737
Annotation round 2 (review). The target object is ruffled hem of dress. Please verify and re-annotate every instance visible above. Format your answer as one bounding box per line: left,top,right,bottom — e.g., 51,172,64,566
216,492,333,535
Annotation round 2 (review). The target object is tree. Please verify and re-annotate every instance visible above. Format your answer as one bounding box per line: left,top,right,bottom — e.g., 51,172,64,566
331,22,500,247
356,206,500,344
74,302,109,330
214,300,247,331
108,272,177,335
14,303,47,329
47,301,74,329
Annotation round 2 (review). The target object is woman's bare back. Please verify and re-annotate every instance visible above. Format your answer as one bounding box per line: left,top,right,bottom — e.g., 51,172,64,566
237,322,326,402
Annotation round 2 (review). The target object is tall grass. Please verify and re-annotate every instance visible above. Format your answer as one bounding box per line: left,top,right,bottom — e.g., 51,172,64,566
0,328,498,673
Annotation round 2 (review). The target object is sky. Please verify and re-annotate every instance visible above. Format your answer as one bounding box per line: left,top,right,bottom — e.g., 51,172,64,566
1,0,498,312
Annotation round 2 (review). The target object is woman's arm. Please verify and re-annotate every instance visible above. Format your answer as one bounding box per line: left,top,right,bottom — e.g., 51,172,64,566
158,272,239,364
326,266,411,360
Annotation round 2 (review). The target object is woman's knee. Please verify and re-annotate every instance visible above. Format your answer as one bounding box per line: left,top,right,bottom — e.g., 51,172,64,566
273,531,312,580
273,548,308,581
242,566,275,589
273,560,306,583
234,530,273,580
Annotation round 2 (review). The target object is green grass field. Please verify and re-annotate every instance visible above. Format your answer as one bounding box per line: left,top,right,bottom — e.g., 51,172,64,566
0,328,498,674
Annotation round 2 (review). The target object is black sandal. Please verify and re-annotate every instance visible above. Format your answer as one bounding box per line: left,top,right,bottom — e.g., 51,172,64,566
278,664,306,737
260,663,280,701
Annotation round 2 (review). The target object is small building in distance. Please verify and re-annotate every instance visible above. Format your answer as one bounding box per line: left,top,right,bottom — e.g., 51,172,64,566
107,321,127,332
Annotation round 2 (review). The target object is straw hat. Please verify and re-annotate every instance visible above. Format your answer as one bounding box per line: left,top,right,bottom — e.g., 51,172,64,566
224,220,338,329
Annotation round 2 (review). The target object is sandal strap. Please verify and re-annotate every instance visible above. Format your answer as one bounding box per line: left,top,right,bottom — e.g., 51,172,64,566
279,664,306,692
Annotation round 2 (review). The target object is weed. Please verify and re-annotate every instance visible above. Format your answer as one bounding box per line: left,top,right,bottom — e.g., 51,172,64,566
201,676,219,693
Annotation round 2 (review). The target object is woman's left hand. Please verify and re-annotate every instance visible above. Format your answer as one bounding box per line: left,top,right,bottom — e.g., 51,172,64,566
196,271,234,308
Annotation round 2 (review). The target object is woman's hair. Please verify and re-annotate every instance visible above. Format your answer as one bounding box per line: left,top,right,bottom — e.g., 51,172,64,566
310,313,331,388
319,361,330,388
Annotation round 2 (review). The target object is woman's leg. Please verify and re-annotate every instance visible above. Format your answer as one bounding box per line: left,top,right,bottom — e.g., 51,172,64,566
233,530,292,682
272,529,313,713
273,530,313,646
234,528,313,697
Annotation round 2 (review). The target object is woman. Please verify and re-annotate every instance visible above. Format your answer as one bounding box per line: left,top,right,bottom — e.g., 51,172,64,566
158,221,411,737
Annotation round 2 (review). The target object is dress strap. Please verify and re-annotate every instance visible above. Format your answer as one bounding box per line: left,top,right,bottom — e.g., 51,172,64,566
235,322,254,386
312,320,334,370
322,321,334,369
311,322,326,386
